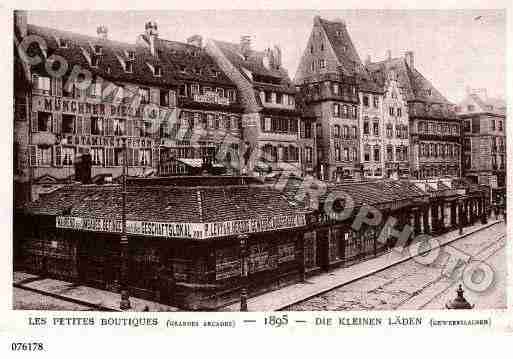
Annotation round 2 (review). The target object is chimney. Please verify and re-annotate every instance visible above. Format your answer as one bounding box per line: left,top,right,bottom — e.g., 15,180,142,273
405,51,414,69
97,25,108,39
313,15,322,26
187,34,203,48
271,45,282,69
145,21,158,56
365,54,371,65
240,35,251,57
386,49,392,60
14,10,27,38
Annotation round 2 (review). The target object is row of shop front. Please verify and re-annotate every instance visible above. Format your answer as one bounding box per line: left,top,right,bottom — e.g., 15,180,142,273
14,180,490,310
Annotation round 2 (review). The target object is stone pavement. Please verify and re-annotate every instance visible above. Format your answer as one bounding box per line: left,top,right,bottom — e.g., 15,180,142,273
223,219,503,312
13,275,180,312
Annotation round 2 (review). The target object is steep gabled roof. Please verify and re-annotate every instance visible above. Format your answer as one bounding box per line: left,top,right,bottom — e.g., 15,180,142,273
25,24,235,88
211,39,296,93
367,57,451,105
318,17,364,77
468,93,506,116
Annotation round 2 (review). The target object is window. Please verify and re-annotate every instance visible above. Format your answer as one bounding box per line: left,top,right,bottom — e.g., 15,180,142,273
467,105,474,111
499,121,503,131
373,96,379,108
333,83,339,94
343,125,349,138
179,84,187,97
287,95,294,106
59,38,70,48
397,108,402,117
363,118,369,135
37,112,52,132
310,61,315,71
319,59,326,69
389,107,395,116
191,83,200,95
305,147,313,163
304,122,312,138
335,146,341,161
91,147,103,166
350,148,357,161
342,105,348,118
216,88,225,98
263,117,271,132
37,146,52,166
387,146,393,161
363,95,369,107
160,90,169,107
91,55,100,67
62,147,75,165
403,146,408,160
91,117,102,135
127,51,135,60
139,87,150,104
373,146,380,162
320,42,324,51
227,89,236,102
139,149,151,166
63,81,76,98
333,103,340,117
265,91,272,103
125,61,134,73
154,65,162,77
114,118,125,136
61,115,74,134
91,81,102,97
364,146,370,162
310,45,314,54
33,75,51,95
351,126,357,139
396,146,402,161
386,124,393,138
334,125,340,137
276,93,283,104
373,121,379,136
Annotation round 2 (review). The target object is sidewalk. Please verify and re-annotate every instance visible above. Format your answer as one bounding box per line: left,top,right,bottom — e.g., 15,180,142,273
13,274,180,312
223,219,503,312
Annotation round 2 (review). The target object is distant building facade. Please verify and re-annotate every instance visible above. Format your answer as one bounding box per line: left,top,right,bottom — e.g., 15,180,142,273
456,88,506,188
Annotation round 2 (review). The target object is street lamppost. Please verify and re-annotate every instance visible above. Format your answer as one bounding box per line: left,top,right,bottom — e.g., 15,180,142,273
238,234,249,312
119,136,131,310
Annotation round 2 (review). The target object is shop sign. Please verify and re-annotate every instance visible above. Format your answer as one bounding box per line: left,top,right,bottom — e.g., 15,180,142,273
56,213,306,240
193,92,230,105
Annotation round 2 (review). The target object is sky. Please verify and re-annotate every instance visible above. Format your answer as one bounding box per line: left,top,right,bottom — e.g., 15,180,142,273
27,9,506,103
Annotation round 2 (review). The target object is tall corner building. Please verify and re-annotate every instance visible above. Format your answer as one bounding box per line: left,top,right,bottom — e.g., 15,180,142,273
294,16,385,181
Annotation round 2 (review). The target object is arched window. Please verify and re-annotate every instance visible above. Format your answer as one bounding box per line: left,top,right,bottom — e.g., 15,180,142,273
343,125,349,138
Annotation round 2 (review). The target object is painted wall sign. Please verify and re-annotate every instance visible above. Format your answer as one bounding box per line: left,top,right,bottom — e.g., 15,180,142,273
56,213,306,240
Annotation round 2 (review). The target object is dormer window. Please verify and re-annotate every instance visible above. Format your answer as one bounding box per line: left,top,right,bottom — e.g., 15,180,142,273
127,50,135,60
212,70,219,77
125,61,134,73
191,83,200,95
180,65,187,73
91,55,100,68
59,39,70,48
216,88,225,98
94,45,103,55
154,65,162,77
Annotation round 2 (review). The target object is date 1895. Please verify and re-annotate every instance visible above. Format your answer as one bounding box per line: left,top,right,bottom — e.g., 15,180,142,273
11,342,45,351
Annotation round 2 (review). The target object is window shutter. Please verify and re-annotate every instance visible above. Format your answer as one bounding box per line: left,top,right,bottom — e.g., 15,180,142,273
54,145,62,167
169,90,176,107
102,116,109,135
53,112,62,134
76,116,83,134
108,118,114,136
83,115,91,134
31,112,38,132
133,148,139,166
55,77,63,97
106,147,113,166
152,147,158,167
127,147,133,167
29,145,37,167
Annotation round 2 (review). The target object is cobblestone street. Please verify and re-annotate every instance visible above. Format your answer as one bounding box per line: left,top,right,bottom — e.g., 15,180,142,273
287,222,506,311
